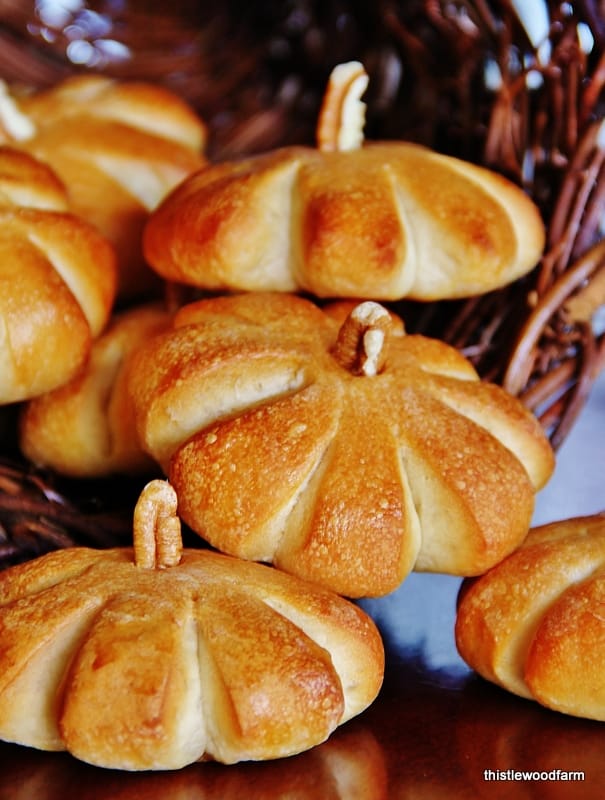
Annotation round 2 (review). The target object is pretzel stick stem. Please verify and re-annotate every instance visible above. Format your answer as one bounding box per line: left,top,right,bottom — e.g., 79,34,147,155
332,301,393,376
133,480,182,569
316,61,369,152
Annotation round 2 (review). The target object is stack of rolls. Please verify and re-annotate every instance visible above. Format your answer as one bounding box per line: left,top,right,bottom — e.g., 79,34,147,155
0,55,600,774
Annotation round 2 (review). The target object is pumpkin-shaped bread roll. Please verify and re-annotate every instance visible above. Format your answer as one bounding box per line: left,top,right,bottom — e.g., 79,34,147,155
0,481,384,770
0,147,116,405
143,63,544,301
456,512,605,721
128,292,555,598
5,75,206,298
19,304,172,477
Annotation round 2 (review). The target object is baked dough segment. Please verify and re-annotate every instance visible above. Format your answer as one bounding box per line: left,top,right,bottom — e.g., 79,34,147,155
296,151,412,298
526,572,605,717
131,328,313,472
145,150,303,292
421,372,555,490
0,223,92,401
60,588,205,771
171,379,341,563
383,143,533,298
0,551,124,750
395,385,534,576
0,150,117,403
274,384,419,598
192,581,343,764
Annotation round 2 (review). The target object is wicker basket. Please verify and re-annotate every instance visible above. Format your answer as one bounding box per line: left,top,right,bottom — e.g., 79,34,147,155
1,0,604,568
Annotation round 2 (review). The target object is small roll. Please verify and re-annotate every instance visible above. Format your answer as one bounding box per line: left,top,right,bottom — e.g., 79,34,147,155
0,530,384,769
143,141,545,301
456,513,605,720
11,75,207,298
20,304,172,477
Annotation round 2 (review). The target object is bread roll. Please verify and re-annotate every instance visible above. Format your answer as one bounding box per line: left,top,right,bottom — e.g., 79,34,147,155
19,304,172,477
456,512,605,720
143,141,544,301
128,293,555,597
0,147,116,404
0,481,384,770
9,76,207,298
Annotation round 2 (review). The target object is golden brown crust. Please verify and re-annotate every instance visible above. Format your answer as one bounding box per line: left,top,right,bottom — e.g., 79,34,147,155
10,76,207,298
0,544,384,769
455,513,605,720
19,304,171,476
17,76,207,152
128,293,554,597
0,147,116,404
143,142,545,301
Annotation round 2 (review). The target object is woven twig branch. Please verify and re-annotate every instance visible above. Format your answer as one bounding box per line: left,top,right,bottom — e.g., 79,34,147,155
0,458,133,569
